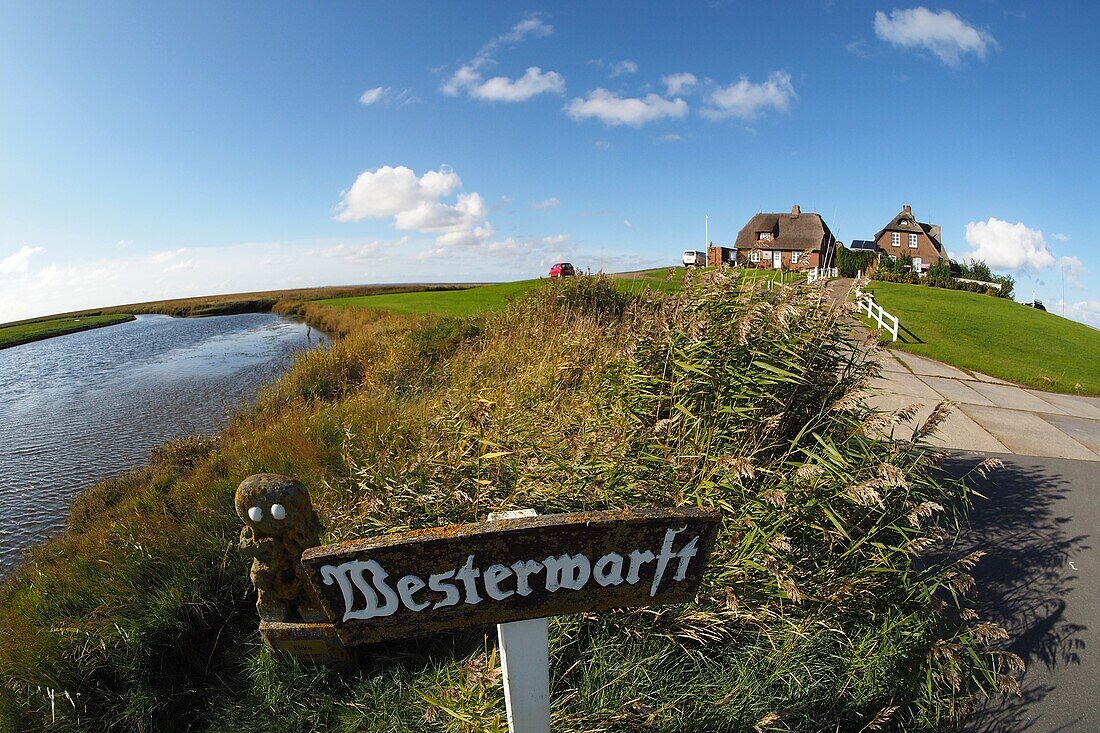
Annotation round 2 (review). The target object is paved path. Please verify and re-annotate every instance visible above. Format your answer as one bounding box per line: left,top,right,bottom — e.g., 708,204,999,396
823,277,1100,461
943,453,1097,733
824,280,1099,728
868,349,1100,461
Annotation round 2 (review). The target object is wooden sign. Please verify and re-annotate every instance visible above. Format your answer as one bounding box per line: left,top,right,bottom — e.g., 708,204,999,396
301,508,721,646
259,620,350,665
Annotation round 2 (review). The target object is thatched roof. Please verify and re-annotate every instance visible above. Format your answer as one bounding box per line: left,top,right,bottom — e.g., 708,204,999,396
734,205,836,252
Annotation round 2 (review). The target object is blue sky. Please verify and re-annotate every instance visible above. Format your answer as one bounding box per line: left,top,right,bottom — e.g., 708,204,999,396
1,2,1098,325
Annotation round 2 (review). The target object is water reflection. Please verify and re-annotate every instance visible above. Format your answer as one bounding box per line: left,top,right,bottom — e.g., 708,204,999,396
0,313,326,573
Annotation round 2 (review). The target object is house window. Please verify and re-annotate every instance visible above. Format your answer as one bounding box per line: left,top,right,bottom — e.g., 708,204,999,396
909,233,918,248
761,250,772,258
749,251,760,263
758,232,773,241
791,252,801,264
891,232,900,247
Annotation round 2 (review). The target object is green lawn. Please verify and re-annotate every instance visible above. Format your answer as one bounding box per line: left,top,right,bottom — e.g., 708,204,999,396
0,314,136,350
318,280,541,316
610,268,684,294
865,281,1100,394
320,274,691,316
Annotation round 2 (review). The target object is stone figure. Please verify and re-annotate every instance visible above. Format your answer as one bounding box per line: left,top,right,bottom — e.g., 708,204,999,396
235,473,324,622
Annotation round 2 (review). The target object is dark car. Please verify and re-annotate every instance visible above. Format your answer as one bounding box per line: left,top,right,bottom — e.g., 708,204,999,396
549,262,576,277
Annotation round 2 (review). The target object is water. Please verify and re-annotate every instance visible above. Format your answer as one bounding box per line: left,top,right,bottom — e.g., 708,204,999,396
0,313,326,573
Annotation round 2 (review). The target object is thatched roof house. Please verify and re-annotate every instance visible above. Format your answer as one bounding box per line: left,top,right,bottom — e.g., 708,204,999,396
734,205,837,269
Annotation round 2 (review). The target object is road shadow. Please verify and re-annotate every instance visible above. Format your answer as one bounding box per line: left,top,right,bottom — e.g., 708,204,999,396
938,454,1089,733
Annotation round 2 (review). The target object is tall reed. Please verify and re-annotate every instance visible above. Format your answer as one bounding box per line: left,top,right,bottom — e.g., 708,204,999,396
0,274,1016,732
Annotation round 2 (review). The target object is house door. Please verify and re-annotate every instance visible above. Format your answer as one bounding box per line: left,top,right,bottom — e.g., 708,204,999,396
912,257,922,275
773,251,782,269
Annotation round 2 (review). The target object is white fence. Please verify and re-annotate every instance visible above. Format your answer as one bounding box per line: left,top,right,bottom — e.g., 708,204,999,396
956,277,1002,290
806,267,838,284
856,292,900,341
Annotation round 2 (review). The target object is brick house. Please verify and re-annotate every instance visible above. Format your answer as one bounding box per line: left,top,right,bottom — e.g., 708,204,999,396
734,205,837,270
873,204,945,273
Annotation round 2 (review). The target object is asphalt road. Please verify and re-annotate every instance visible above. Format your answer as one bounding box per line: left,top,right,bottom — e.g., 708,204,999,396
942,452,1098,732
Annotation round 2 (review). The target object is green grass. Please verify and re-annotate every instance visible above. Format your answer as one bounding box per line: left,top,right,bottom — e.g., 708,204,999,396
608,268,684,294
0,275,1015,732
0,314,135,349
319,270,807,318
318,279,541,316
318,275,688,316
865,280,1100,394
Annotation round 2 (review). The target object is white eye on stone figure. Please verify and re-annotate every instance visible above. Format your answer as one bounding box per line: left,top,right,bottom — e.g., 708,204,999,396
248,506,263,522
270,503,286,520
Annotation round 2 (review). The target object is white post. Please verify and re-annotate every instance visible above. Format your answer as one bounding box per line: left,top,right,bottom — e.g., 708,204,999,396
488,509,551,733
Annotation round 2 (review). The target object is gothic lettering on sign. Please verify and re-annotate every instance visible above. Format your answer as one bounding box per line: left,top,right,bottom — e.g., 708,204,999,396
302,508,721,646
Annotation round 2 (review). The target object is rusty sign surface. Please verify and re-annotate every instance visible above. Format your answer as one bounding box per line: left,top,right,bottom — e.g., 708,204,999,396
301,508,721,646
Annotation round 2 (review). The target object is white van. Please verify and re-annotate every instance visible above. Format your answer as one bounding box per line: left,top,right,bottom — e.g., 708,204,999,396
682,250,707,267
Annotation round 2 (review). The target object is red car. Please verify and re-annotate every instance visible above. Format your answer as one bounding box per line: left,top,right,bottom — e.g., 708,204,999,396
549,262,576,277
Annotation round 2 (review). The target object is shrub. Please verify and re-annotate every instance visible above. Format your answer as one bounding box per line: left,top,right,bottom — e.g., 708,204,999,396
873,256,1015,298
0,275,1018,732
836,246,877,278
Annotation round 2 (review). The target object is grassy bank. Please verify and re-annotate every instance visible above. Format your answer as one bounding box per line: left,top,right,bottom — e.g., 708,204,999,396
0,275,1017,732
318,280,540,316
0,314,136,350
2,283,473,326
317,268,790,318
865,281,1100,394
318,273,686,316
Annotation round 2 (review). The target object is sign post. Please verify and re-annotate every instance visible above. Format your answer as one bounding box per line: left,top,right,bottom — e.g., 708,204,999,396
300,507,721,726
489,509,550,733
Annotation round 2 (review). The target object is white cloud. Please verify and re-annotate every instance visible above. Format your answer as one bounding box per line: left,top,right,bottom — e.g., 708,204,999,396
495,16,553,47
163,259,196,274
468,16,555,73
594,140,612,150
116,239,133,249
609,60,638,78
0,240,402,323
661,72,698,96
414,231,570,267
565,89,688,127
623,219,633,228
963,218,1055,272
335,165,494,247
149,248,187,264
533,197,560,210
359,86,387,106
318,238,409,263
1062,300,1100,328
1051,232,1070,242
702,71,795,120
336,166,460,221
3,234,655,324
446,66,565,102
656,133,683,142
0,245,44,275
441,16,563,103
441,67,479,96
1058,255,1085,287
873,7,995,67
845,39,872,58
